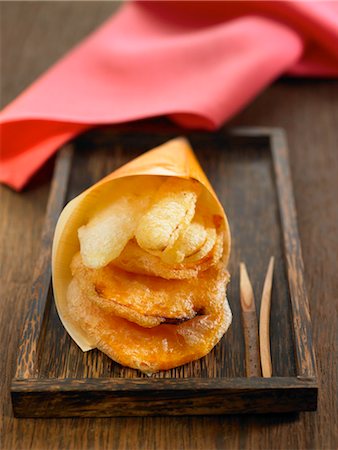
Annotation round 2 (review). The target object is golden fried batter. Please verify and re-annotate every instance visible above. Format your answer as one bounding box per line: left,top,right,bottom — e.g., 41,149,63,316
67,264,231,373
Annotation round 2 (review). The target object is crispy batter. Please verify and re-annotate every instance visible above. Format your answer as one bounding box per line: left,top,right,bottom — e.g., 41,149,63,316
67,266,231,373
78,195,149,269
78,177,163,269
72,253,196,327
113,233,223,279
184,226,216,263
71,253,229,328
135,178,200,252
160,216,207,264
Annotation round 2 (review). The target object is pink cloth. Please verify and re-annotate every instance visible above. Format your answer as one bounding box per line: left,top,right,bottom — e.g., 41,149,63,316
1,1,338,190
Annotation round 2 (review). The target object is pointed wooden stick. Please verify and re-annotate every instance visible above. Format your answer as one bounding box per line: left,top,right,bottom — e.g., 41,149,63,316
259,257,275,378
240,263,261,377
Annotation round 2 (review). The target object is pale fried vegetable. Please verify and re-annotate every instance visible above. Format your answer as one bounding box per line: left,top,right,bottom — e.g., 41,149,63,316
161,217,207,264
135,178,200,252
113,239,201,279
113,234,224,279
184,226,217,263
78,195,149,269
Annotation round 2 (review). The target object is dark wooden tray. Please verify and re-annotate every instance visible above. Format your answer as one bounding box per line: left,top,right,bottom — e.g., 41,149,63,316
11,125,317,417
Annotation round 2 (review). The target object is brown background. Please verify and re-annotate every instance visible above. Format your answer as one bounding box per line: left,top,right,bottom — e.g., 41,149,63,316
1,2,337,449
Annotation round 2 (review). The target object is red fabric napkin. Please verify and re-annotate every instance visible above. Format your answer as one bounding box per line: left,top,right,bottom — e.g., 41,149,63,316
1,1,338,190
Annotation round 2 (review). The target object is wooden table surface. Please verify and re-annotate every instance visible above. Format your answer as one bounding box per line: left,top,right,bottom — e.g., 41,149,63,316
1,2,337,450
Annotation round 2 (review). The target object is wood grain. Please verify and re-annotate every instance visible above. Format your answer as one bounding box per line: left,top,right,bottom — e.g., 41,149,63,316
10,128,315,416
272,130,317,379
11,378,316,418
14,146,73,380
1,2,337,449
240,263,261,377
259,257,274,378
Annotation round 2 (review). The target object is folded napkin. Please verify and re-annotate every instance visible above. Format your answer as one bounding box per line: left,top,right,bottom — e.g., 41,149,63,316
1,1,338,190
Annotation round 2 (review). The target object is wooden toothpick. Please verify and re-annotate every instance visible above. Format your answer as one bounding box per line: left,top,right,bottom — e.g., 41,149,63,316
259,257,275,378
240,263,261,377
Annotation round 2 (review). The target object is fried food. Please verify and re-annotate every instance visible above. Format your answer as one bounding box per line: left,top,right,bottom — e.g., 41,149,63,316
53,137,232,373
67,264,231,373
77,177,161,269
71,252,203,328
160,216,207,264
113,233,223,279
184,225,216,263
135,178,200,253
78,196,140,269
